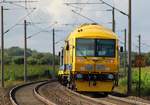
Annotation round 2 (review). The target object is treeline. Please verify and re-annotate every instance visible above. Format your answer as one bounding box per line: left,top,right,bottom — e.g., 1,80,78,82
121,52,150,67
0,47,59,65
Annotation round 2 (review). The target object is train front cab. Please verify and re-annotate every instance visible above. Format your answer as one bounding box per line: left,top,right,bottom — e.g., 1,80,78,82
58,24,121,94
70,38,120,93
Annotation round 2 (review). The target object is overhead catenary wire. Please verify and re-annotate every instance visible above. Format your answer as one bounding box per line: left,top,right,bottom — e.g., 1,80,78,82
2,0,38,3
25,3,44,30
27,22,58,39
6,2,27,8
141,43,150,48
71,10,96,23
64,0,92,27
64,2,103,5
65,0,115,27
65,4,82,10
98,0,128,16
4,8,36,35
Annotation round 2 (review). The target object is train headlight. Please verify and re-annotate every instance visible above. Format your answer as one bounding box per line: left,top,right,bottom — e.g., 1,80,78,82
96,65,110,71
105,67,110,71
96,65,105,70
76,74,83,79
80,67,85,71
108,74,114,80
85,64,93,71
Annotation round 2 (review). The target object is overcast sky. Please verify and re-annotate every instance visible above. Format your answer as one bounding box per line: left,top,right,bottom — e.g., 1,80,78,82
0,0,150,53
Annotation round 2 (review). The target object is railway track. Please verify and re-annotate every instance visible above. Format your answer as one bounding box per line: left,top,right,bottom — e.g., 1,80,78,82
9,80,55,105
34,81,150,105
66,88,150,105
37,81,101,105
10,80,150,105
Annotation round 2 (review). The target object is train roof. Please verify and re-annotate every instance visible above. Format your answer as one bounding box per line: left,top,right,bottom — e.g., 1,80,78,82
67,23,118,40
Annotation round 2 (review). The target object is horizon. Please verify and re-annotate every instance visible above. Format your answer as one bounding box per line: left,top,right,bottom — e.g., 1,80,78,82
0,0,150,53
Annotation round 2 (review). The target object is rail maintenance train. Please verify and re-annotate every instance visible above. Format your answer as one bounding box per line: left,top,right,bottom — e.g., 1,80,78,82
58,23,122,95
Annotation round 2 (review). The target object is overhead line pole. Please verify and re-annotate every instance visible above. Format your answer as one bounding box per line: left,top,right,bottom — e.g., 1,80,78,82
52,28,56,79
25,0,27,9
1,6,4,88
99,0,132,95
124,29,127,76
24,20,27,82
138,34,141,97
128,0,132,95
112,8,115,32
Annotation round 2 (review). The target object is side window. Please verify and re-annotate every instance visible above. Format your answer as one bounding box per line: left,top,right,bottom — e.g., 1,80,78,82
66,41,69,50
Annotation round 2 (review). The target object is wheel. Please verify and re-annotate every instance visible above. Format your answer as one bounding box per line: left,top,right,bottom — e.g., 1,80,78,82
103,92,109,97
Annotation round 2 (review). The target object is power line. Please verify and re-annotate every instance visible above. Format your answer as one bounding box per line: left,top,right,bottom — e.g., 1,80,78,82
4,8,36,35
2,0,38,3
55,39,65,45
65,4,82,10
27,22,57,39
64,2,103,5
71,10,96,23
141,43,150,48
64,0,92,27
99,0,128,16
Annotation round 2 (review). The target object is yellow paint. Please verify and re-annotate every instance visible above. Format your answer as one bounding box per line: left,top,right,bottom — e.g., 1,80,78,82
75,80,113,92
58,23,119,92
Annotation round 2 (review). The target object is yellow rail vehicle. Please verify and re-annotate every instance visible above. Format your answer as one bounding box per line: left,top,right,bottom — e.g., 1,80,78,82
58,23,120,94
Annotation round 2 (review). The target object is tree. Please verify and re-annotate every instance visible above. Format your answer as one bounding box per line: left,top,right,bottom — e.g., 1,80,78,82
13,56,24,64
27,57,37,65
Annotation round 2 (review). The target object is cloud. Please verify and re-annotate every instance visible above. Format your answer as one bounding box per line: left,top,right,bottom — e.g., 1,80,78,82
37,0,107,24
37,0,77,24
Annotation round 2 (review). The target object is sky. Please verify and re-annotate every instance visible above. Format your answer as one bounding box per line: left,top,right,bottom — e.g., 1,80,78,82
0,0,150,53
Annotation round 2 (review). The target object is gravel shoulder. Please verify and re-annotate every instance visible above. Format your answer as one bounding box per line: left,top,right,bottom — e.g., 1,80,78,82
127,96,150,104
39,82,101,105
0,87,12,105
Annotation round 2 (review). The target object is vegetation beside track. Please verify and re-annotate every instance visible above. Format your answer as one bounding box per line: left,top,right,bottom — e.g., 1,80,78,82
0,64,56,105
0,47,59,87
0,64,55,87
115,67,150,97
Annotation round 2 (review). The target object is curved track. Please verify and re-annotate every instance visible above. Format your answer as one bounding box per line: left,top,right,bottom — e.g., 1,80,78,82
9,80,50,105
68,89,150,105
38,81,101,105
10,80,150,105
36,81,150,105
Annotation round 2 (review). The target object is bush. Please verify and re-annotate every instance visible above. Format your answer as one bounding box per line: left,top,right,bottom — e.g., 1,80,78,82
27,57,37,65
13,56,24,64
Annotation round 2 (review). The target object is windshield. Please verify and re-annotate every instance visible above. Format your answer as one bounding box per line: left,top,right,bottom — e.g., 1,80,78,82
76,39,95,56
76,39,115,57
96,39,115,57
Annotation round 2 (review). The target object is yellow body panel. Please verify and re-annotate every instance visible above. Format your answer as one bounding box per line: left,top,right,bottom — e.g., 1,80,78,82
58,23,119,92
75,81,113,92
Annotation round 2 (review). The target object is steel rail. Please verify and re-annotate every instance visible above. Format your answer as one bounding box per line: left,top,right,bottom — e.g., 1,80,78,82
9,80,49,105
33,79,57,105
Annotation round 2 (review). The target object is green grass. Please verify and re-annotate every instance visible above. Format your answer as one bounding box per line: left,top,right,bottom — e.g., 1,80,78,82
116,67,150,96
0,64,54,87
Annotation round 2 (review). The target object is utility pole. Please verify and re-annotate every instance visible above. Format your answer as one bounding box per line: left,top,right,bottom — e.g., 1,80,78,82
138,34,141,97
112,8,115,32
52,28,55,78
124,29,127,76
25,0,27,9
98,0,132,96
127,0,132,95
24,20,27,82
1,6,4,88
